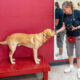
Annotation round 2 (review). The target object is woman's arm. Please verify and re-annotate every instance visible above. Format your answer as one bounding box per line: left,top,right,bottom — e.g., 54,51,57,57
72,25,80,31
78,25,80,29
55,19,59,26
56,22,66,34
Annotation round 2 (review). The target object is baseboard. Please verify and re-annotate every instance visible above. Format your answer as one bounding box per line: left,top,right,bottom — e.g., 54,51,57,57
49,60,76,66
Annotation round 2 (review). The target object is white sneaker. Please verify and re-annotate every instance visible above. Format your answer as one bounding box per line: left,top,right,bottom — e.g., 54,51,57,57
64,67,74,73
77,71,80,79
56,53,59,57
57,55,63,60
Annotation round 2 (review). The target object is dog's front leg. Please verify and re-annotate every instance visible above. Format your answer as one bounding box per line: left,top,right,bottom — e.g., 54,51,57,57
33,48,40,64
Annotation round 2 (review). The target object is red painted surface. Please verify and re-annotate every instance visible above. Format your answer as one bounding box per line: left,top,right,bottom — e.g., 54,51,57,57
0,58,50,79
43,72,48,80
0,0,54,62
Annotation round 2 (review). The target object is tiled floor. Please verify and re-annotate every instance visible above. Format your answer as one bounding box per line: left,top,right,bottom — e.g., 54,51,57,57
0,63,79,80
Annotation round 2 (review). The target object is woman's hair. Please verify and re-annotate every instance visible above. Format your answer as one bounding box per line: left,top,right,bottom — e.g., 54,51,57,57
55,2,60,9
62,1,74,11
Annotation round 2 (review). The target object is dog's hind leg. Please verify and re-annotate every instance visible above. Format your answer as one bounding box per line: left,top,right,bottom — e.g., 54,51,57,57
9,51,15,64
9,42,17,64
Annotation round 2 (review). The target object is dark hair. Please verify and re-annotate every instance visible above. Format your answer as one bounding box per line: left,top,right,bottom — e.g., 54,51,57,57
62,1,74,11
55,2,60,9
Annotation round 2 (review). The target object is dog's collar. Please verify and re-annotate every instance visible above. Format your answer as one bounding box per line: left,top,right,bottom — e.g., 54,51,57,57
42,33,48,41
43,33,50,39
43,33,47,39
43,33,46,37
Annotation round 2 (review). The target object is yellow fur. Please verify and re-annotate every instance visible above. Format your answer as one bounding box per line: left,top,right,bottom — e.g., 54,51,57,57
0,29,55,64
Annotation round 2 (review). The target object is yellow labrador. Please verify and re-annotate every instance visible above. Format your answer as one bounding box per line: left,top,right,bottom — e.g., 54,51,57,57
0,29,55,64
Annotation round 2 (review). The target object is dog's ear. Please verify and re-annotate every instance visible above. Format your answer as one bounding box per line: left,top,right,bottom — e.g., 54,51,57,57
46,31,51,38
44,29,51,38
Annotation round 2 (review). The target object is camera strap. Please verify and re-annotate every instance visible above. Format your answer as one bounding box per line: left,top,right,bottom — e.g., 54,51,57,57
66,11,75,30
67,12,74,24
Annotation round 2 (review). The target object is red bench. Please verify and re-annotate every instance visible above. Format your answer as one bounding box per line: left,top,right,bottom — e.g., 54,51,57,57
0,58,50,80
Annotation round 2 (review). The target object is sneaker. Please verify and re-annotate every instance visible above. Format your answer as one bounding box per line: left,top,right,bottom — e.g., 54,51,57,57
77,71,80,79
56,53,59,57
56,55,63,60
64,67,74,73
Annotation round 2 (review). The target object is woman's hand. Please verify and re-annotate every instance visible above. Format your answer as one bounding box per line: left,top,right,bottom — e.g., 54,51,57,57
55,22,66,35
72,26,78,31
55,30,59,35
56,26,65,34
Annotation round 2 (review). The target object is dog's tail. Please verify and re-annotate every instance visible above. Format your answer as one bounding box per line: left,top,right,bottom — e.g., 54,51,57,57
0,41,7,45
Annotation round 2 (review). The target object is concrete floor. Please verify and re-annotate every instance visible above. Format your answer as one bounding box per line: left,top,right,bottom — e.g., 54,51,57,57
0,63,80,80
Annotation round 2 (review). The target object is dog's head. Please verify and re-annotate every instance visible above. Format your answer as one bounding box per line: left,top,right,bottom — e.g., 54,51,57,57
43,29,55,39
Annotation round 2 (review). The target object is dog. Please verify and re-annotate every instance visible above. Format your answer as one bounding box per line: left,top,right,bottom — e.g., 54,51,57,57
0,29,55,64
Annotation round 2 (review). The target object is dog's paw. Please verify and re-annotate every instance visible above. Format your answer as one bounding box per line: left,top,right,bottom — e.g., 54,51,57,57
35,60,40,64
11,61,16,64
37,58,41,62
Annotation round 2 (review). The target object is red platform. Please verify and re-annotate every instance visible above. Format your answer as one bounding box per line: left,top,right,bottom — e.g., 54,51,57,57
0,58,50,80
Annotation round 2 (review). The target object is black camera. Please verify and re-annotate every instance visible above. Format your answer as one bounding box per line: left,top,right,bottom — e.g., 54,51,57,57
66,24,72,31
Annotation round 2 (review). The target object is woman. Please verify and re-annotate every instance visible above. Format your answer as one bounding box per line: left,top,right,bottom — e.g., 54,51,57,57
55,2,65,59
56,1,80,79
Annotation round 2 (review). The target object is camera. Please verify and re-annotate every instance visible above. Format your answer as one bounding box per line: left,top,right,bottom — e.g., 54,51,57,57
66,24,72,31
66,18,80,31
